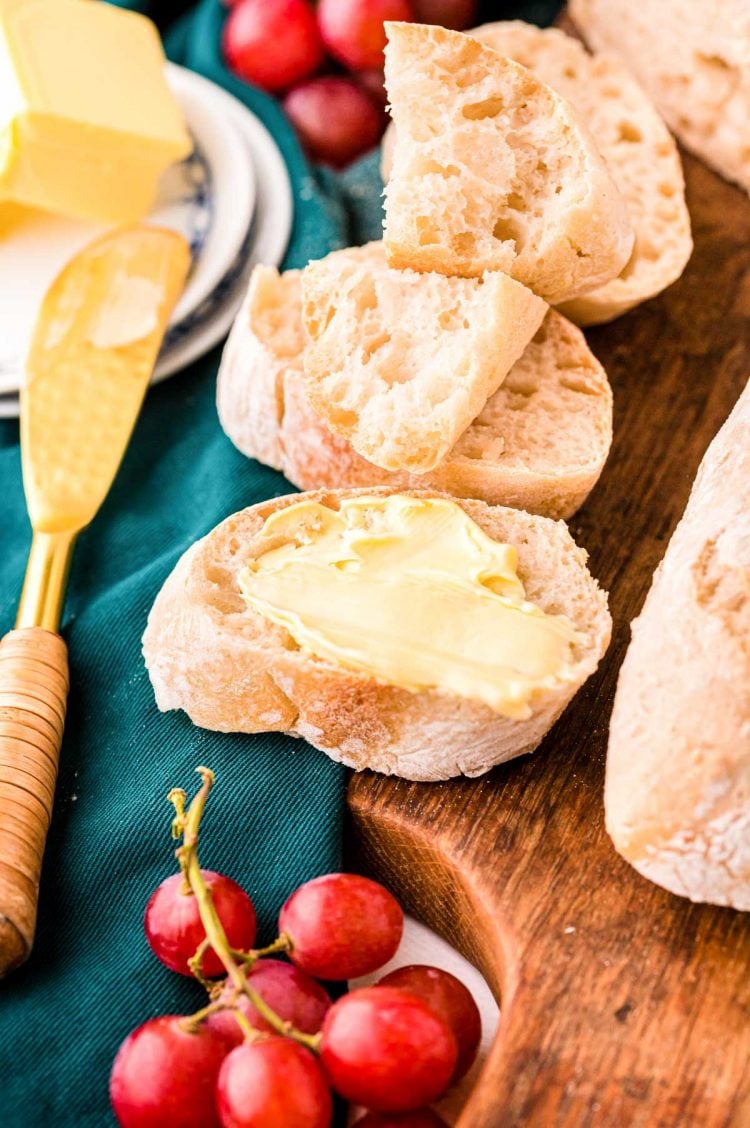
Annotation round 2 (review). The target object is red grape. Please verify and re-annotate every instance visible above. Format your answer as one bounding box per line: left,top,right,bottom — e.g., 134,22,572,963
378,965,481,1081
320,986,457,1110
279,873,404,980
110,1016,230,1128
317,0,413,71
354,1112,449,1128
284,78,385,168
144,870,256,978
216,1038,332,1128
207,959,332,1044
410,0,478,30
223,0,324,94
357,68,389,110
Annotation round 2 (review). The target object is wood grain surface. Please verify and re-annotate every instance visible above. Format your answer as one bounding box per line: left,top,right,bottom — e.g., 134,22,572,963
347,148,750,1126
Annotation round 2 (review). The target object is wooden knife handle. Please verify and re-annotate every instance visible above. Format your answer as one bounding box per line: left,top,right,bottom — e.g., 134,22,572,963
0,628,68,976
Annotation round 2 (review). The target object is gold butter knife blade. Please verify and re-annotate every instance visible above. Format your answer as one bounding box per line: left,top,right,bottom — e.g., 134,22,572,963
22,225,191,540
0,225,190,975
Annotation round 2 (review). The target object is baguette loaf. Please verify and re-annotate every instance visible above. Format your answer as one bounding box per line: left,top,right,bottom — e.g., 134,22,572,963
300,242,546,474
607,379,750,909
471,22,692,325
218,264,613,521
143,488,612,781
570,0,750,197
383,21,634,304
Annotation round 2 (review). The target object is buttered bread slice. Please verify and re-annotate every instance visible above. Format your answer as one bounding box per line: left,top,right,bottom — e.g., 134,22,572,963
383,21,633,304
300,242,546,474
217,264,612,521
143,488,611,781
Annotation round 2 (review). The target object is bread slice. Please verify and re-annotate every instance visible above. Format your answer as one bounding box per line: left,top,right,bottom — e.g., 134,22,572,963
607,378,750,909
466,22,692,325
217,263,303,473
300,241,547,474
380,21,692,324
570,0,750,197
382,21,634,304
218,264,613,520
143,487,612,781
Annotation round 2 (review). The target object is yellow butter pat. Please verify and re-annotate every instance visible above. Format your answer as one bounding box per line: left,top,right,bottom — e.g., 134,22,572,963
238,495,582,718
0,0,192,223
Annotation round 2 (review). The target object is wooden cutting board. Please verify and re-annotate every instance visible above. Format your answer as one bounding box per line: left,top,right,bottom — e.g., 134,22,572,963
347,142,750,1124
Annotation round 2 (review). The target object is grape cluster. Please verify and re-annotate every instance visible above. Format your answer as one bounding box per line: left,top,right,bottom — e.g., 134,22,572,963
221,0,479,167
110,768,481,1128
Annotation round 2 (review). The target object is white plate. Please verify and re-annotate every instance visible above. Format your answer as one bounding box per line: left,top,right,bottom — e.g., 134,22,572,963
153,69,293,380
0,64,256,395
160,66,255,327
0,71,293,417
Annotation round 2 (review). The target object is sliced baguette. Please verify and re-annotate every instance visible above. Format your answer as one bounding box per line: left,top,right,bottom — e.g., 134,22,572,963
571,0,750,197
607,378,750,909
143,487,612,781
382,21,634,304
470,22,692,325
218,264,613,520
217,264,303,473
300,241,547,474
381,22,692,324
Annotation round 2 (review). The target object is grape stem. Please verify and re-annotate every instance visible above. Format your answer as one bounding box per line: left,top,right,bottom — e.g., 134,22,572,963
188,937,213,991
180,999,227,1033
180,999,260,1044
167,787,190,893
170,767,321,1054
232,1008,257,1042
229,934,293,970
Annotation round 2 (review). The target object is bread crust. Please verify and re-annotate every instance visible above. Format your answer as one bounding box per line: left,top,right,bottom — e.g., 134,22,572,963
216,265,302,472
143,488,611,781
218,265,613,521
607,379,750,909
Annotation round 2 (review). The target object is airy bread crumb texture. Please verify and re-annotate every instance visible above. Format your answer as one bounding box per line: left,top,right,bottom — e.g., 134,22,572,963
218,263,613,520
571,0,750,197
383,21,634,304
143,488,612,781
469,22,693,325
300,242,547,474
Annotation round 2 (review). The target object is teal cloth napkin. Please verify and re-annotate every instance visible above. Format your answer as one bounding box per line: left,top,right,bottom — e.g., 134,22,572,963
0,2,559,1123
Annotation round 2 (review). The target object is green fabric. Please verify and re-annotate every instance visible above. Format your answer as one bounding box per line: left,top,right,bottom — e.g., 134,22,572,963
0,2,561,1124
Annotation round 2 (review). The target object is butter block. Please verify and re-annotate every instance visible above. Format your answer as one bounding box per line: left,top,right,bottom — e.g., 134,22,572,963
0,0,192,223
